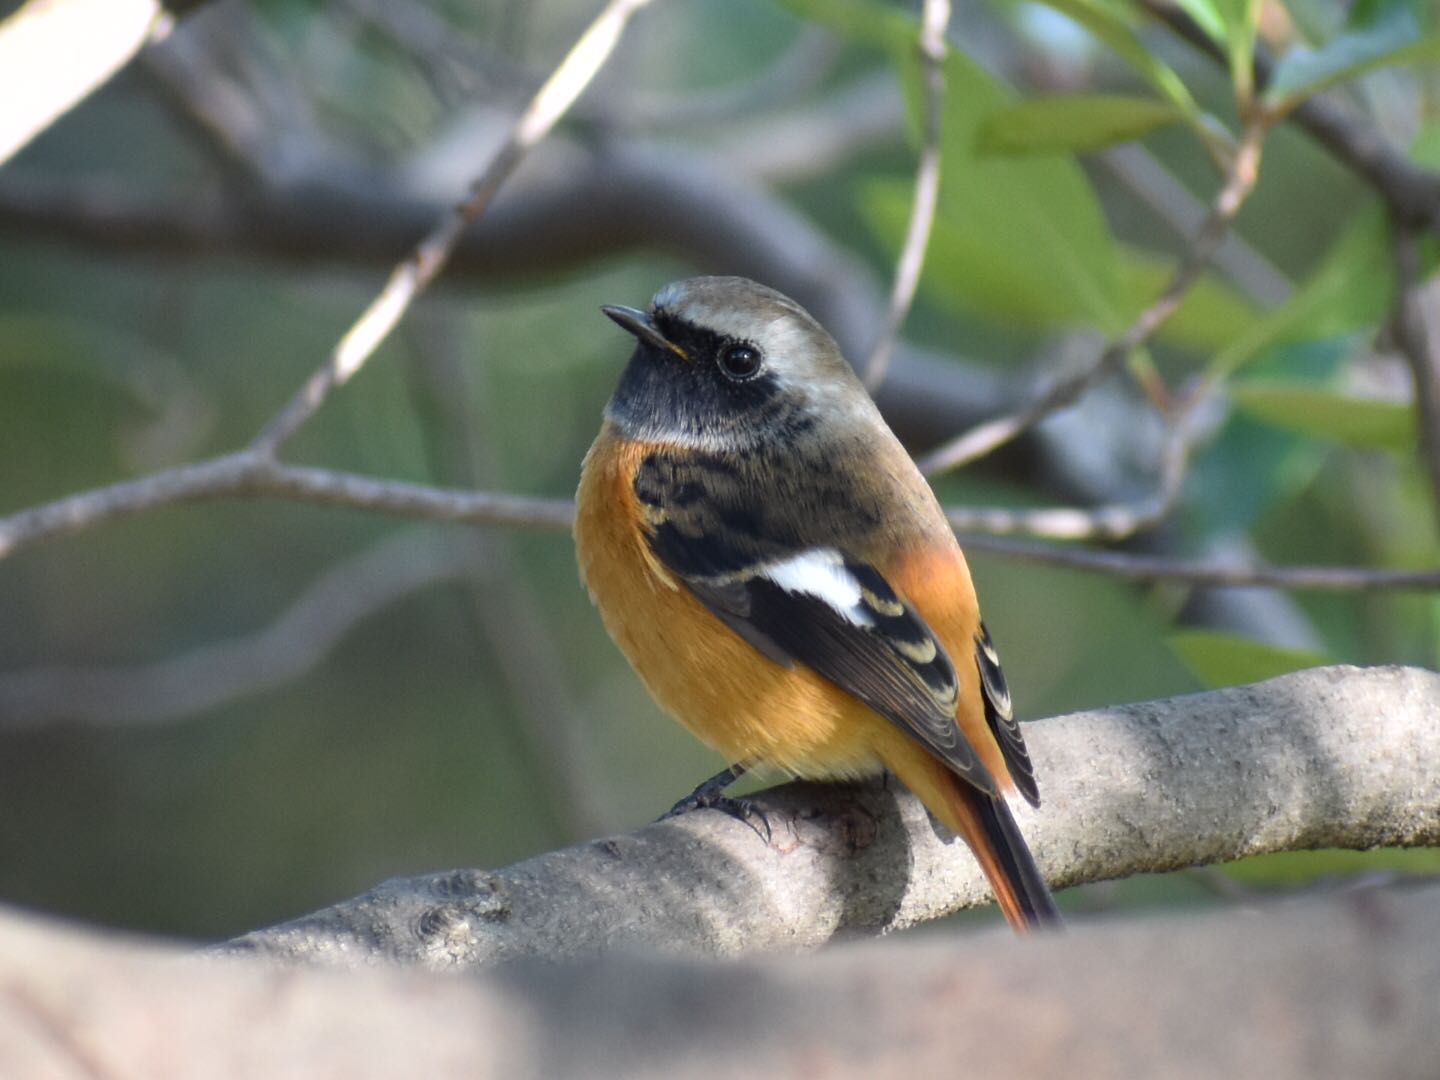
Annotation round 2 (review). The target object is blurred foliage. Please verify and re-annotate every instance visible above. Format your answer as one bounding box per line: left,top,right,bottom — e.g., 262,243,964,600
0,0,1437,941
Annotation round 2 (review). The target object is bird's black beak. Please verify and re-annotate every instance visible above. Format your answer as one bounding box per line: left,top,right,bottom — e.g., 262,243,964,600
601,305,690,362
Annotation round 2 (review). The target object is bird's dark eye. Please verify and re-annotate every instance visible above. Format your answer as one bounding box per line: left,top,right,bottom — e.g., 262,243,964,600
718,343,762,380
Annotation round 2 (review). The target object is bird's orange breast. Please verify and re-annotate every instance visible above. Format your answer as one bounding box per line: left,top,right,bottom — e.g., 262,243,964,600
574,426,1012,792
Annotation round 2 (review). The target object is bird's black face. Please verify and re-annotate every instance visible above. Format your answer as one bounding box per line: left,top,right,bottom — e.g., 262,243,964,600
601,277,856,452
605,307,801,449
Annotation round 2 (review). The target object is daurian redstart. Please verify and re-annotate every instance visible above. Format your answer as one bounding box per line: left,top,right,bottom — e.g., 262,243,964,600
576,276,1059,931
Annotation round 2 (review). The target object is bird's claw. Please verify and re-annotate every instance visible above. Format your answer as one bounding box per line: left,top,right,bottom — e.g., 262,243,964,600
661,791,772,843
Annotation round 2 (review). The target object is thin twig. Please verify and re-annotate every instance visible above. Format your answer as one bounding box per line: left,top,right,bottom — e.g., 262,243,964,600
1391,226,1440,529
0,453,572,561
0,528,485,729
946,397,1198,541
1138,0,1440,229
954,534,1440,591
4,457,1437,591
0,0,174,166
248,0,656,457
1097,144,1291,305
863,0,949,391
917,117,1268,476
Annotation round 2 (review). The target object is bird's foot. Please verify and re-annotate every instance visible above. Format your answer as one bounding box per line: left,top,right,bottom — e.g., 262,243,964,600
659,764,771,842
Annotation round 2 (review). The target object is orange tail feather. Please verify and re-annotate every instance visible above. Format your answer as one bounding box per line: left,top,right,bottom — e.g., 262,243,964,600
942,777,1061,932
896,751,1061,932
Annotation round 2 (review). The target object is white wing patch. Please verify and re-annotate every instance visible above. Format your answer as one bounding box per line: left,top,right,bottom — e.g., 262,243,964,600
760,549,873,627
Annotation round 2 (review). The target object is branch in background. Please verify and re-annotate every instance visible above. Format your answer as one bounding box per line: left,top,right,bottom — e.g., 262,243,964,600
955,535,1440,590
140,4,365,191
0,24,1423,596
220,666,1440,968
402,314,613,837
0,529,481,730
591,25,844,132
1391,227,1440,530
1138,0,1440,229
249,0,656,457
946,394,1198,541
5,452,1440,591
709,72,905,185
1097,143,1291,305
0,452,572,562
916,118,1269,476
0,136,901,379
0,0,173,166
862,0,949,391
140,11,277,186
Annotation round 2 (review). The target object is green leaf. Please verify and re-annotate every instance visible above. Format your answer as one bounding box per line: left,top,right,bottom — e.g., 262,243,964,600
872,50,1123,333
977,94,1186,156
797,0,1127,335
1169,630,1331,688
1412,123,1440,168
1116,246,1262,352
1168,0,1227,43
1210,204,1393,379
1230,382,1416,451
1224,847,1440,884
1187,339,1346,537
1217,0,1262,101
0,315,180,408
861,178,1108,328
1025,0,1201,119
1265,3,1440,107
770,0,915,51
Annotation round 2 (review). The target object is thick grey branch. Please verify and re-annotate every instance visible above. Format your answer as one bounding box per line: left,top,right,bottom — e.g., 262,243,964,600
3,882,1440,1078
220,665,1440,970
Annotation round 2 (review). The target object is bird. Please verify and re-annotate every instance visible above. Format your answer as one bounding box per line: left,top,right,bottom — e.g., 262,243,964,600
574,275,1059,931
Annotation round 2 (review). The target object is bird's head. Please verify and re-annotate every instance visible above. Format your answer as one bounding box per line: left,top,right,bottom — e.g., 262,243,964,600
601,276,876,451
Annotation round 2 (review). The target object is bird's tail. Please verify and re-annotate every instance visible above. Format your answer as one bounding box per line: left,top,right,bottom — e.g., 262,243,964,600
935,772,1063,933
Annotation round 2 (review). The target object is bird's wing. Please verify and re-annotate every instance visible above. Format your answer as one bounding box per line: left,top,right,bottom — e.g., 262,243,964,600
975,623,1038,807
635,451,996,794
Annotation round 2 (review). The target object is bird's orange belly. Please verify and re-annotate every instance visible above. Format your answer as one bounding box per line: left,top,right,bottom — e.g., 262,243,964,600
575,435,886,779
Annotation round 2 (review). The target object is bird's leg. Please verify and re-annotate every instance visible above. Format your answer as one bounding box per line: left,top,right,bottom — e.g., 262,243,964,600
660,763,770,840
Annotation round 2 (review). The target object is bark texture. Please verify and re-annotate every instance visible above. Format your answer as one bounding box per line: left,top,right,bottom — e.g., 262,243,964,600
220,665,1440,970
1,882,1438,1078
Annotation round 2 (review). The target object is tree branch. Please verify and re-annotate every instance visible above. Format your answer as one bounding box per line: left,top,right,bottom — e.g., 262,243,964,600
249,0,657,457
0,528,483,729
915,117,1268,475
945,394,1199,541
0,0,172,166
952,535,1440,590
862,0,949,391
1139,0,1440,228
0,453,572,561
5,454,1439,590
1391,227,1440,529
4,879,1440,1077
218,665,1440,969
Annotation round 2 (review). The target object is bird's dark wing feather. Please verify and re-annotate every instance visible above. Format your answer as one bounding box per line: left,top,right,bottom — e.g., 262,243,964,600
975,623,1039,807
636,450,995,794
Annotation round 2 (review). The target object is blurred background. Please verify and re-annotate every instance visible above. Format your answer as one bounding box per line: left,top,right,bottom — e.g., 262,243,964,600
0,0,1436,941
